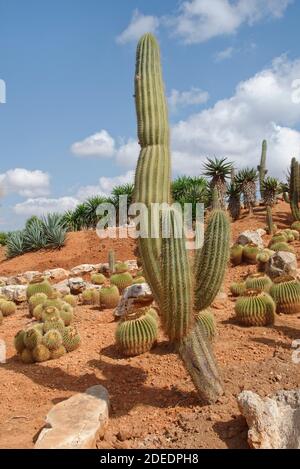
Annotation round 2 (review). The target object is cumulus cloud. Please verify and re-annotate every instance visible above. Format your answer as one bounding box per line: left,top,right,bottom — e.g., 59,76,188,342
168,87,209,112
117,1,292,46
115,139,140,167
71,130,115,158
167,0,293,44
116,9,159,45
0,168,50,197
14,197,78,216
170,55,300,177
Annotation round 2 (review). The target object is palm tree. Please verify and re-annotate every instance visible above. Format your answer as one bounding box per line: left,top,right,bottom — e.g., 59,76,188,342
203,157,233,209
262,177,280,207
227,182,241,221
172,176,209,220
235,168,258,216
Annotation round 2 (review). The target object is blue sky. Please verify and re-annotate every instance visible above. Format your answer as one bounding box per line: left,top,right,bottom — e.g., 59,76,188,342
1,0,300,230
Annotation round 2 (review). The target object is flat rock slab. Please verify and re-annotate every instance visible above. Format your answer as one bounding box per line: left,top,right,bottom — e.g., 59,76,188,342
35,385,109,449
238,389,300,449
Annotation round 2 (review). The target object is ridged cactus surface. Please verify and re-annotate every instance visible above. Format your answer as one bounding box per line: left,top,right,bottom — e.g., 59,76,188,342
245,274,272,292
235,290,276,326
116,309,158,357
270,276,300,314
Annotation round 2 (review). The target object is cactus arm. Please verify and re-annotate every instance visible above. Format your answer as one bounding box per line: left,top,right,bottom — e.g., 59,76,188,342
194,210,230,311
178,322,224,403
161,209,193,342
290,158,300,221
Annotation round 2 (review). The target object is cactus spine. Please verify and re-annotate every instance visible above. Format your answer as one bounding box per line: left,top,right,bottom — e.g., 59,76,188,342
258,140,267,200
133,34,230,403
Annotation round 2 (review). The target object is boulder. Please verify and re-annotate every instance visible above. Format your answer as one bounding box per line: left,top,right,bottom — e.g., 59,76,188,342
71,264,101,275
6,274,28,285
124,260,138,272
35,385,109,449
0,276,8,286
236,230,264,249
23,271,41,282
68,277,86,295
43,268,70,281
266,251,298,279
256,228,267,237
0,285,27,303
114,283,154,319
238,390,300,449
53,280,70,296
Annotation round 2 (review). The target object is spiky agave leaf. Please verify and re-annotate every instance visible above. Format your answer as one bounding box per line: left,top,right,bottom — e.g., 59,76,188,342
23,219,47,251
203,157,233,209
41,213,66,248
6,231,26,258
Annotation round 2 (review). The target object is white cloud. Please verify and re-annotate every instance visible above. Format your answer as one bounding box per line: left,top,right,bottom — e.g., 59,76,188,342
170,55,300,177
14,197,78,216
116,9,159,45
71,130,115,158
168,87,209,112
167,0,293,44
214,46,235,62
99,170,135,194
0,168,50,197
76,170,135,202
115,138,140,167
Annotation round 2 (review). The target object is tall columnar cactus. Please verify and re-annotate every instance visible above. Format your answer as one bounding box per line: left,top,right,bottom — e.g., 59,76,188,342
257,140,268,200
289,157,300,221
108,250,115,274
133,33,230,403
266,206,276,235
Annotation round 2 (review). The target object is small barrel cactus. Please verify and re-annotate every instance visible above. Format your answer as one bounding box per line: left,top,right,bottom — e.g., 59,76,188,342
195,310,216,341
132,276,146,284
291,221,300,232
269,233,287,245
270,276,300,314
269,242,294,253
242,244,260,264
245,273,272,292
115,309,158,357
28,293,47,315
256,251,271,272
63,294,77,307
115,262,129,274
21,348,34,364
0,300,16,317
235,290,276,326
32,344,51,363
14,330,26,353
42,330,63,351
282,230,295,242
62,326,81,352
50,345,67,360
230,244,244,266
41,306,61,323
291,229,300,240
23,328,43,350
59,303,74,326
26,276,53,299
43,317,65,334
91,273,106,285
81,289,94,305
110,272,133,292
100,286,120,309
230,282,247,297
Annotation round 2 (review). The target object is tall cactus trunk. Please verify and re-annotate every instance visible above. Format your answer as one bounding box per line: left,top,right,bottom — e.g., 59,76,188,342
133,34,228,404
258,140,267,201
290,158,300,221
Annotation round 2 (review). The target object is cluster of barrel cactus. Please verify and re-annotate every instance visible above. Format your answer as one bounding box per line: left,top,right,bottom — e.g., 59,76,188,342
132,34,231,403
15,321,81,364
13,276,81,363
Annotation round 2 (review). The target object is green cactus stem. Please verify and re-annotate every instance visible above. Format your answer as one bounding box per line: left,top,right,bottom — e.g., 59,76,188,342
230,244,244,266
245,273,272,292
235,290,276,326
258,140,268,200
270,276,300,314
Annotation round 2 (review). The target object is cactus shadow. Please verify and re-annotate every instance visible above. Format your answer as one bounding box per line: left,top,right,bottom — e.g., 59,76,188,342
212,416,249,449
274,324,300,340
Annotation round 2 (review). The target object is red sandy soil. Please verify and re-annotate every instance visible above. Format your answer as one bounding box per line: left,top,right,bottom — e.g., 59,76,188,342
0,200,299,449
